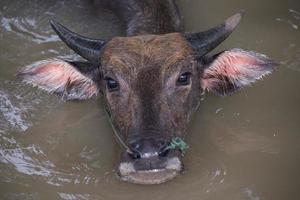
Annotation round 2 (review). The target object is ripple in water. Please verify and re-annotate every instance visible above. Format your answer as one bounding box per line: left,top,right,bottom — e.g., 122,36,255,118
0,81,107,188
0,80,59,183
0,14,59,44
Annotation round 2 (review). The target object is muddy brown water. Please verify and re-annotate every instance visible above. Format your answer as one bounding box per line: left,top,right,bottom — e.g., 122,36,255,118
0,0,299,199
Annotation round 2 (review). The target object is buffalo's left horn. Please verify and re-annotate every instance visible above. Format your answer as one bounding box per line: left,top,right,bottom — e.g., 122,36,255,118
50,20,105,63
184,11,244,57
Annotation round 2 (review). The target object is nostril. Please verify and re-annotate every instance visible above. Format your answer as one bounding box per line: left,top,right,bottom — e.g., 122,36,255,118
128,150,141,160
158,140,170,157
130,142,140,150
158,148,170,157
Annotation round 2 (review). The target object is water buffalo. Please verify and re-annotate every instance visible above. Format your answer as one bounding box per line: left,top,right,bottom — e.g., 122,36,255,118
19,0,276,184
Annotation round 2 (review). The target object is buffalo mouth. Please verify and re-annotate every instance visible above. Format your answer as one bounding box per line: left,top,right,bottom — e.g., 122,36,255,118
118,155,183,184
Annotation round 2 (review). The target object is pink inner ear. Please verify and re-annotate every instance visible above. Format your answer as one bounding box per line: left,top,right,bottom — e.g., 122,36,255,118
33,62,69,83
19,59,99,100
30,61,90,86
201,48,274,95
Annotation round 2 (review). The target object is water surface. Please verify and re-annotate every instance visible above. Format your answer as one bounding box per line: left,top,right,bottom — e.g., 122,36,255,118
0,0,299,199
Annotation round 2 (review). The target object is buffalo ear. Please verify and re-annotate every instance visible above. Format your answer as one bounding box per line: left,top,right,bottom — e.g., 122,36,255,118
201,48,276,96
18,59,101,100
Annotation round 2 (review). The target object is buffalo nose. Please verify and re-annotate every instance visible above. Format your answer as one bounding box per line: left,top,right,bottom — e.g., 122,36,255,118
128,138,169,159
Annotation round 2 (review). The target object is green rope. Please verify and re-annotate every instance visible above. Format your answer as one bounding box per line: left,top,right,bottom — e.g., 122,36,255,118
164,137,189,155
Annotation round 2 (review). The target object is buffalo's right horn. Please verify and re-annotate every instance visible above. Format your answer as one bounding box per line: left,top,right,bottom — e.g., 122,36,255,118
50,20,105,63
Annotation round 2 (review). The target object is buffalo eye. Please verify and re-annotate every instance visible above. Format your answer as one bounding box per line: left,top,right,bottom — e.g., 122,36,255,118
105,77,119,91
177,72,191,86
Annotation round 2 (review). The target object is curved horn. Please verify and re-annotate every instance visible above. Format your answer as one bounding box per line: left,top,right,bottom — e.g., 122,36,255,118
50,20,105,63
184,11,244,57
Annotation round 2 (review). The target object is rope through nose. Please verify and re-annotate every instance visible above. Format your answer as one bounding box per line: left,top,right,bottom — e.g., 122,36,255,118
105,108,189,156
105,108,134,154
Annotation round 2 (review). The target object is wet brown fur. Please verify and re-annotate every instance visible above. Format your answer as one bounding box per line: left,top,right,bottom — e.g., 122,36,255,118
100,33,201,141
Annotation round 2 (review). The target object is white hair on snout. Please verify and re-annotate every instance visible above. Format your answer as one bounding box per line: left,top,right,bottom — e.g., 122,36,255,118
119,157,182,176
165,157,182,171
119,162,136,175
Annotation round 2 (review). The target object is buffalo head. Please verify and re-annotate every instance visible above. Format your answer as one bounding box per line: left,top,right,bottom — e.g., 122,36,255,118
19,12,275,184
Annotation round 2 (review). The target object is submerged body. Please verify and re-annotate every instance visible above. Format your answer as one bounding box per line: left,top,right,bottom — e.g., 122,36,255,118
19,0,276,184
